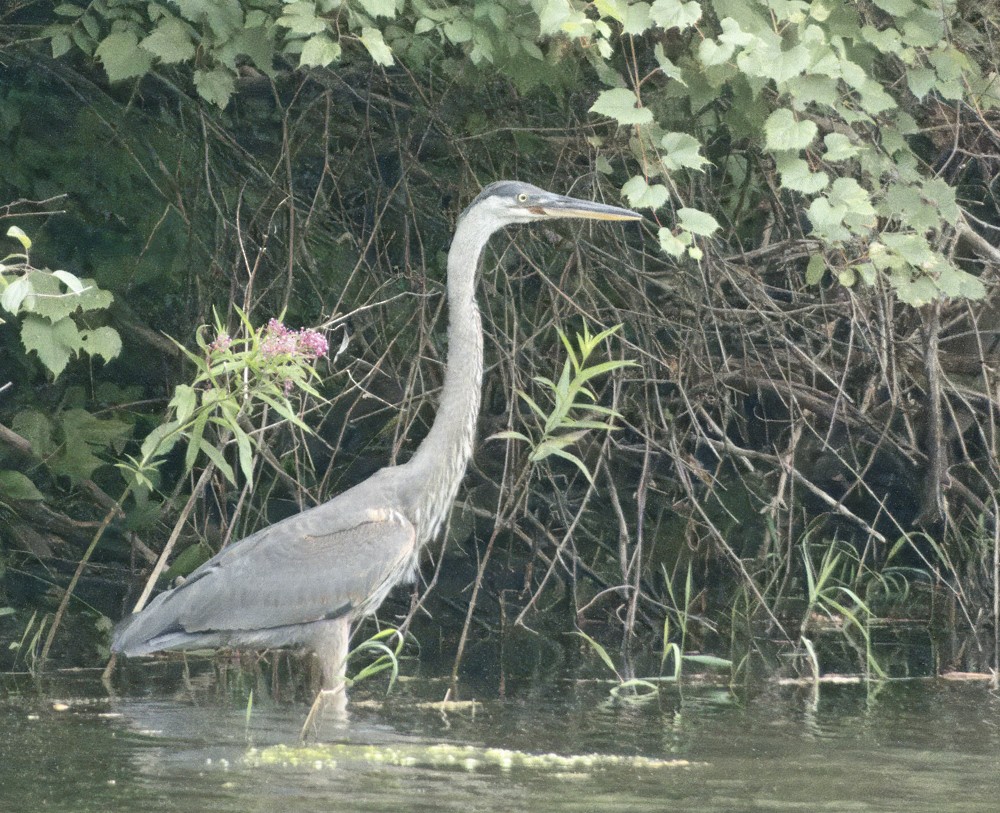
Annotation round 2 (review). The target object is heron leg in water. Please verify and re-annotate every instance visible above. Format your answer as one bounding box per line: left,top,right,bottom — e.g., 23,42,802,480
300,616,350,738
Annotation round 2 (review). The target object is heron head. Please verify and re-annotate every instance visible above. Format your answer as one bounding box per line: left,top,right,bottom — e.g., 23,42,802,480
466,181,642,227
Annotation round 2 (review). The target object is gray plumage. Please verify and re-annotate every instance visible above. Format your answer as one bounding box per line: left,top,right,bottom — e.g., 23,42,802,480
112,181,640,705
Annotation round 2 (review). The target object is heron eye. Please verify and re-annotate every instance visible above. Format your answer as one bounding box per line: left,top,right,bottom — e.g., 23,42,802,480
516,192,529,203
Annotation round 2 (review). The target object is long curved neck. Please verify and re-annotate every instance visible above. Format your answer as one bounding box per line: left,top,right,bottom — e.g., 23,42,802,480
403,206,499,542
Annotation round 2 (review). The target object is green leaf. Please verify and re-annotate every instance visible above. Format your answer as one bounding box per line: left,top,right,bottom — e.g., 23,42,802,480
621,176,669,209
141,419,183,462
53,4,84,16
300,33,342,67
648,0,701,30
0,470,44,501
823,133,859,161
661,132,709,171
873,0,914,14
78,327,121,364
234,424,254,488
775,154,829,194
677,207,720,236
653,44,685,84
658,227,688,257
444,18,473,43
11,410,55,458
358,0,397,17
194,68,236,108
1,277,31,314
55,408,131,482
360,27,395,66
765,109,817,151
829,178,875,231
50,270,84,293
95,32,154,83
806,197,850,242
170,384,198,425
140,17,196,64
21,315,78,378
906,67,936,100
590,88,653,126
198,439,236,485
277,0,327,35
6,226,31,251
805,254,826,285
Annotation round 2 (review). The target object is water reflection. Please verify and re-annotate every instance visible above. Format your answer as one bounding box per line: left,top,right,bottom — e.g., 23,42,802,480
2,670,1000,812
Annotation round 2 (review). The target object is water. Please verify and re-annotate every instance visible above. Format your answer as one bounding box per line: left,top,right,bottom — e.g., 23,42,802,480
2,670,999,812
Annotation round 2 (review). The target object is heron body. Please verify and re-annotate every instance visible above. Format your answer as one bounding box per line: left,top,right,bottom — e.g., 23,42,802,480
112,181,640,710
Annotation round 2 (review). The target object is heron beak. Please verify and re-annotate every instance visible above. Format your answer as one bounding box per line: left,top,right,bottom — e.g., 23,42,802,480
537,195,642,222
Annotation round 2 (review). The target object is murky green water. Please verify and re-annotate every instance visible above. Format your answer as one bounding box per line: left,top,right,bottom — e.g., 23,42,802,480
2,671,999,812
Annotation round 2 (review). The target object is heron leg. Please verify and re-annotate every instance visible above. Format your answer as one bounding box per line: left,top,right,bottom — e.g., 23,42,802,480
300,617,350,739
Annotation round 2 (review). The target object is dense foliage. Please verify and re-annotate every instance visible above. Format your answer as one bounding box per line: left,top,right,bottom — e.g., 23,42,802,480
2,0,1000,688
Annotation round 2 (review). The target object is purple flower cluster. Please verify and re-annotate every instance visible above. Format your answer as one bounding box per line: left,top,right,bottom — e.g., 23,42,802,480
208,333,232,353
260,318,329,360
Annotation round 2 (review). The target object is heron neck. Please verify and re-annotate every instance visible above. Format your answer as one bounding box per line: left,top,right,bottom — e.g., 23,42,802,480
405,208,495,542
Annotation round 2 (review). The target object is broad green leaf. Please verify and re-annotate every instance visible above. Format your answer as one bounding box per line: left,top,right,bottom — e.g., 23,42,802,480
621,176,669,209
360,27,395,66
277,1,327,35
300,33,342,67
51,269,84,293
55,408,131,482
699,38,734,67
873,0,914,15
51,32,73,58
881,232,934,266
829,178,875,231
20,315,79,378
649,0,701,30
906,67,936,100
765,109,817,151
95,32,153,83
79,327,122,364
358,0,396,17
1,276,31,314
775,154,829,193
140,17,196,63
590,88,653,125
823,133,859,161
622,1,651,34
0,470,44,501
443,18,473,43
11,410,55,457
658,227,688,257
217,25,275,74
922,177,959,223
595,0,627,23
194,68,236,108
677,207,720,236
22,272,112,322
53,4,84,16
806,197,850,242
805,254,826,285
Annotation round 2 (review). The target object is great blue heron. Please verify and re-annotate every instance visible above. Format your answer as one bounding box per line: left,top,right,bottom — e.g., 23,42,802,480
112,181,640,713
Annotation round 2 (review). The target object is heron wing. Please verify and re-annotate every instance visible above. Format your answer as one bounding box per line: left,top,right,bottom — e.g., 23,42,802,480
113,470,417,655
